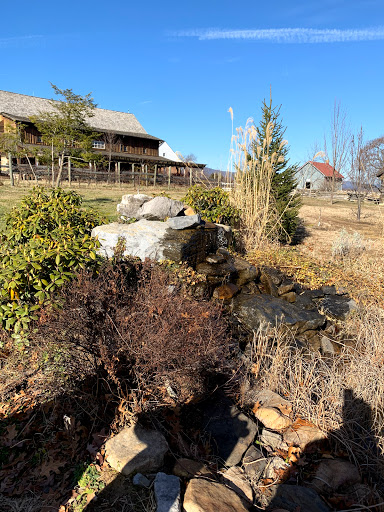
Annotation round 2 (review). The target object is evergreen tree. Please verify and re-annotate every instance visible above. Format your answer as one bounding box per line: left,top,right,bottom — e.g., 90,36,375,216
252,98,301,243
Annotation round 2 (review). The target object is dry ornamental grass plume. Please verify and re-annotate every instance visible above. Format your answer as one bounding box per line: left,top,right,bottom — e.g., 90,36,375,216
231,117,281,251
229,99,300,250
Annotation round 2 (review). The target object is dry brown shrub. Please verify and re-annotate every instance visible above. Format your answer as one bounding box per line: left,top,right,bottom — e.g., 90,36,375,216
36,261,233,411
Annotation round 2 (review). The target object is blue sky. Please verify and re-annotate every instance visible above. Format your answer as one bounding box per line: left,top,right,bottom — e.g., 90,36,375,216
1,0,383,170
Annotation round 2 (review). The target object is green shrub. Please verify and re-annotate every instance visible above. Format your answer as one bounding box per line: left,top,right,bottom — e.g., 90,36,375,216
0,187,103,338
183,185,240,226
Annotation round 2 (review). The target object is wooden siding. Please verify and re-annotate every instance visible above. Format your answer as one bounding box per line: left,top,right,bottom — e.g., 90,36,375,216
98,134,159,156
296,162,343,191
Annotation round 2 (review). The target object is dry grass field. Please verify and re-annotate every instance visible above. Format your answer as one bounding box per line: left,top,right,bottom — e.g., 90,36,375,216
0,181,188,230
300,196,384,253
246,195,384,307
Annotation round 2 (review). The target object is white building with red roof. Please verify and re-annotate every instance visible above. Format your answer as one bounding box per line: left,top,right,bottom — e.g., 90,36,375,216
296,160,344,191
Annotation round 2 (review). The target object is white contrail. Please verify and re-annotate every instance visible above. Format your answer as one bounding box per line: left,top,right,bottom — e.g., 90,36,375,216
173,27,384,43
0,35,43,48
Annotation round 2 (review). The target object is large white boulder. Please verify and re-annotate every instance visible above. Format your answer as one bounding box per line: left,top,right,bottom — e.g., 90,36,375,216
137,196,185,220
92,219,230,266
92,220,169,260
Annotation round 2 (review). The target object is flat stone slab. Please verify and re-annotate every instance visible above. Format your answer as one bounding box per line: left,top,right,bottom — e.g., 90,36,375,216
154,472,181,512
266,484,330,512
168,214,202,230
200,393,257,467
183,478,249,512
105,424,168,476
232,294,325,334
318,295,358,320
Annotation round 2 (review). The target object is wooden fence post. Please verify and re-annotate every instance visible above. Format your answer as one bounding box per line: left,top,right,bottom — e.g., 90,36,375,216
8,153,14,187
145,164,148,186
68,156,71,187
131,163,135,186
154,164,157,186
117,162,121,187
168,166,171,189
189,168,192,187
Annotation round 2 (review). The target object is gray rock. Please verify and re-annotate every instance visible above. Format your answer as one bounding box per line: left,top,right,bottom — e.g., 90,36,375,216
321,285,337,295
206,253,226,264
133,473,151,488
200,393,257,467
242,445,267,482
278,283,295,296
167,214,201,230
183,479,249,512
117,193,152,219
232,294,326,334
105,424,168,476
196,261,237,283
92,220,224,267
232,257,260,287
221,466,253,504
267,484,330,512
321,336,336,355
93,220,169,260
319,295,358,321
259,429,287,451
295,292,320,311
137,196,184,220
260,272,279,297
154,472,181,512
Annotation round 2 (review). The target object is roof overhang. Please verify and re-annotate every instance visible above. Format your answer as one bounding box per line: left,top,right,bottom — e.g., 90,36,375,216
0,112,163,143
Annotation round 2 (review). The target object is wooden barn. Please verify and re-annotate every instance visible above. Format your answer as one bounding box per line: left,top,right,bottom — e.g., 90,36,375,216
0,90,205,180
296,160,344,191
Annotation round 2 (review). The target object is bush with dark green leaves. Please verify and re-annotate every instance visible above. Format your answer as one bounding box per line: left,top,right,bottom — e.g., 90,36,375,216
183,185,240,226
0,187,103,339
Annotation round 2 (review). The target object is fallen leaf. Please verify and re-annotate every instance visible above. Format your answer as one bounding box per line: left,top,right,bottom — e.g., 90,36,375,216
3,424,18,446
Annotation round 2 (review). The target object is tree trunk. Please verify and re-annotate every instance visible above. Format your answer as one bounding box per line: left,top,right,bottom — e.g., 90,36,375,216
55,152,65,187
51,142,55,187
25,154,38,182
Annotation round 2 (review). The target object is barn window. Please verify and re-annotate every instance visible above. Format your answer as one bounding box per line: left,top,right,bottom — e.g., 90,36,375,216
92,140,105,149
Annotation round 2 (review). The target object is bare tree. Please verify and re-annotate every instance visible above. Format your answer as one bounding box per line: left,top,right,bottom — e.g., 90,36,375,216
349,127,365,221
324,100,351,203
361,136,384,192
104,131,119,173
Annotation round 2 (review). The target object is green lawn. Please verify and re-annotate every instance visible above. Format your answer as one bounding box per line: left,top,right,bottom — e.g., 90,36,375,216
0,181,189,231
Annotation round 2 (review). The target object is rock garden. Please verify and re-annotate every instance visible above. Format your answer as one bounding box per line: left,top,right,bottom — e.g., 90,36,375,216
0,189,382,512
81,194,375,512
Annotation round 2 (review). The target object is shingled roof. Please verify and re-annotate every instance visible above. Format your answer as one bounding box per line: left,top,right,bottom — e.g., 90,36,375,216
0,90,161,140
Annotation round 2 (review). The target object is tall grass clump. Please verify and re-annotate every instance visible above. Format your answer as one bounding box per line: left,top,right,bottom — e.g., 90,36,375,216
230,116,281,251
244,306,384,483
230,99,300,251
